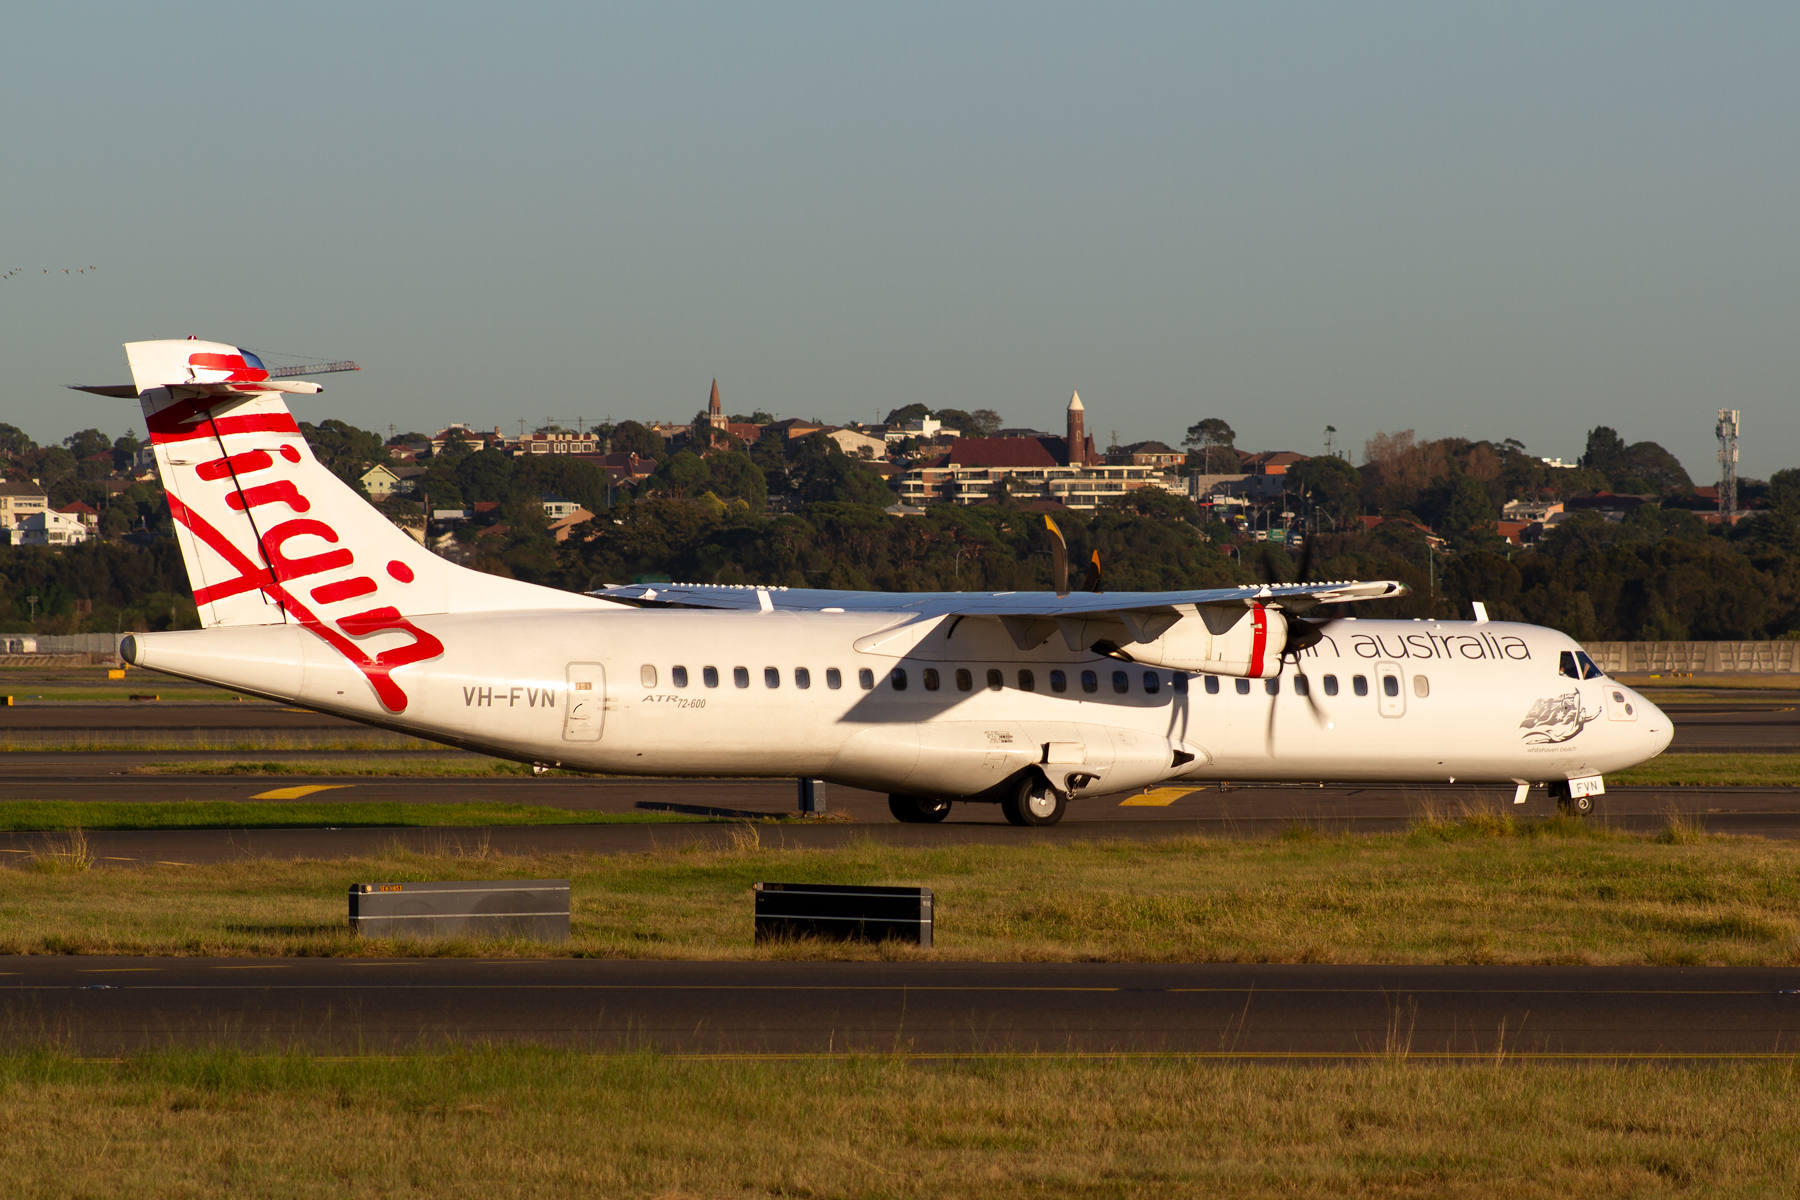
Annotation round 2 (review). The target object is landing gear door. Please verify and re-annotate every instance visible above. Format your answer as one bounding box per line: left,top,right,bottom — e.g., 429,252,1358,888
564,662,605,742
1376,662,1406,718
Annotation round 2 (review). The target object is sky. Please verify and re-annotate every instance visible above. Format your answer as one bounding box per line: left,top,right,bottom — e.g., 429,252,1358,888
4,2,1797,481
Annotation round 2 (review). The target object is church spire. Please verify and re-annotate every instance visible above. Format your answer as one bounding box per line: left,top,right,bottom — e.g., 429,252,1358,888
1065,390,1088,465
708,379,726,429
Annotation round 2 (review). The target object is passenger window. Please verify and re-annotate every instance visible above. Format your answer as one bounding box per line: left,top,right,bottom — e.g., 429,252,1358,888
1111,670,1129,694
826,668,842,689
1559,651,1581,680
1050,670,1068,694
1080,670,1099,694
1204,676,1220,695
1017,669,1036,692
955,668,973,692
733,667,750,688
671,666,688,688
1265,678,1280,696
1235,678,1251,695
640,664,657,688
890,668,908,691
1413,675,1429,698
857,668,874,690
1353,675,1369,697
1577,652,1605,680
1142,672,1159,695
764,667,780,689
1293,675,1309,697
922,668,941,691
703,666,719,688
1323,674,1338,697
1172,674,1188,694
795,667,811,690
987,669,1003,691
1383,675,1400,697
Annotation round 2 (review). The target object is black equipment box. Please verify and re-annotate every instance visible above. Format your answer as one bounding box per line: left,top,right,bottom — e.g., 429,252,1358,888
754,882,932,946
348,879,570,942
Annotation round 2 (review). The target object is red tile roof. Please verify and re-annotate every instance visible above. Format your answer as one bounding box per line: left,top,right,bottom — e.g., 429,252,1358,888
947,436,1095,468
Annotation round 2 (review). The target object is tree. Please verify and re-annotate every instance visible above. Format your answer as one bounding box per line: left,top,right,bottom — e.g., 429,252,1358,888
1287,455,1362,528
704,451,768,510
883,403,931,425
0,424,33,456
608,420,665,461
111,429,142,473
63,428,112,460
1768,468,1800,514
298,420,388,490
650,450,711,496
933,408,976,434
968,409,1002,438
1183,419,1236,474
1580,427,1628,473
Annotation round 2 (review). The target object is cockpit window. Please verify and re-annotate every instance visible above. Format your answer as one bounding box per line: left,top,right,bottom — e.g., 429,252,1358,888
1576,651,1605,680
1559,651,1581,680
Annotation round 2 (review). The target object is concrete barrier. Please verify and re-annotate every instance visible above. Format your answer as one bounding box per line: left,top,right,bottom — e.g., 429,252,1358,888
1583,641,1800,675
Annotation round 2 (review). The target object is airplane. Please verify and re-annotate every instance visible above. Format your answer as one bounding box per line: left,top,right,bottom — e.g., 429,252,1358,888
77,339,1673,826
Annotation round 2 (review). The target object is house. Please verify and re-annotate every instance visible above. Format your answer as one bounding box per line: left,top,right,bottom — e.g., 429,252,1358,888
548,508,595,543
0,481,49,528
1107,440,1184,468
896,393,1181,511
824,428,887,460
587,452,656,487
540,494,580,520
1237,450,1310,476
55,501,99,528
391,466,428,494
429,425,494,455
762,417,827,441
513,430,602,456
1501,499,1563,523
9,509,88,546
883,417,961,444
359,463,403,497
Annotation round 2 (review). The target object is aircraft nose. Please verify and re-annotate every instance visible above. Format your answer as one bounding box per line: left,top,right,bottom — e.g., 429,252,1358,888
1639,693,1674,756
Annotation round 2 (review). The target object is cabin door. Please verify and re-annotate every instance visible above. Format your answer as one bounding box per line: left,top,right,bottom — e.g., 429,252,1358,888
563,662,605,742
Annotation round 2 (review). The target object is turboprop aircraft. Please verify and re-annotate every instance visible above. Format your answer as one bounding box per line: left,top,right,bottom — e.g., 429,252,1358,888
79,339,1673,826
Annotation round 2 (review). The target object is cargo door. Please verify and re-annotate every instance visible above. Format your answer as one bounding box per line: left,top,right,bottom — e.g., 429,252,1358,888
1375,662,1406,718
564,662,605,742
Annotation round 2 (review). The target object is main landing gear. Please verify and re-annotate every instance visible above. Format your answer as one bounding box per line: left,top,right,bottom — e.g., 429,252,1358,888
1001,774,1067,827
888,794,952,824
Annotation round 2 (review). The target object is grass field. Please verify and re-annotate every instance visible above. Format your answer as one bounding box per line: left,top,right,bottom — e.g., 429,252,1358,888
0,800,697,833
0,1048,1794,1197
4,816,1797,963
1610,753,1800,786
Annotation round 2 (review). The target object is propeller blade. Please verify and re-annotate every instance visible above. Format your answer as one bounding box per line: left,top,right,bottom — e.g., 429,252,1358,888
1294,531,1317,584
1044,516,1069,597
1264,669,1279,754
1081,549,1103,593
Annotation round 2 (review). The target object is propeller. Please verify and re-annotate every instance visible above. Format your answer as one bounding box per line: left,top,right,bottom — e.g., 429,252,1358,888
1081,549,1103,594
1262,528,1331,752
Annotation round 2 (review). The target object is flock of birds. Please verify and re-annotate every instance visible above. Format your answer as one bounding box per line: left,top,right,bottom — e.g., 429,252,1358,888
3,267,98,277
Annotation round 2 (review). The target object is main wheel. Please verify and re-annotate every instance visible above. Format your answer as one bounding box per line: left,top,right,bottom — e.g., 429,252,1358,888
888,794,952,824
1001,775,1067,827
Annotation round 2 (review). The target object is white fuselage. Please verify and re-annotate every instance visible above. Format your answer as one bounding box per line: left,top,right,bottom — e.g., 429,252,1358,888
129,608,1672,803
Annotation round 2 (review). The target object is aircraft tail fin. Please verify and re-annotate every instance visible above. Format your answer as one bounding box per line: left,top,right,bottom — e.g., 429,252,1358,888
119,339,608,640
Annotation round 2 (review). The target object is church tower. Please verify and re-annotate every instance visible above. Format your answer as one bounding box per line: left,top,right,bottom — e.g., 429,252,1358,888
708,379,727,430
1065,391,1088,465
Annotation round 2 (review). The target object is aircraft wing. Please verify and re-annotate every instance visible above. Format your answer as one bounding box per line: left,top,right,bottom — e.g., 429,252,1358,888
589,579,1407,618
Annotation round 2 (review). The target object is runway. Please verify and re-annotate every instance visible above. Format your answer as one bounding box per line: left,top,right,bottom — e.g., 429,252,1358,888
3,958,1796,1057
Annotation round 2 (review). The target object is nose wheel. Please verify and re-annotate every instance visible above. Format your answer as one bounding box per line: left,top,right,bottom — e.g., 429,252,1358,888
1549,781,1596,817
1001,774,1067,827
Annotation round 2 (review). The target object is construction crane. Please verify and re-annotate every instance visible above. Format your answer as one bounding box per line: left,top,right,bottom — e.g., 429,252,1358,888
262,360,359,378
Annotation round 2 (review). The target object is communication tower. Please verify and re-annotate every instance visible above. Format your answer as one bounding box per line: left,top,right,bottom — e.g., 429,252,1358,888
1715,409,1740,520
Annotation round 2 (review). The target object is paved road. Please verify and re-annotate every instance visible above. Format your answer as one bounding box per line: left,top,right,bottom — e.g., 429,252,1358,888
3,958,1795,1057
1656,698,1800,753
4,779,1800,865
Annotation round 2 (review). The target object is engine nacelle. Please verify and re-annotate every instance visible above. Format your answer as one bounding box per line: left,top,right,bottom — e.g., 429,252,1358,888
1123,603,1287,679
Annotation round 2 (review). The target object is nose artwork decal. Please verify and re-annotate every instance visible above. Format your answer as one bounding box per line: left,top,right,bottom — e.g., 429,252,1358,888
1519,690,1600,745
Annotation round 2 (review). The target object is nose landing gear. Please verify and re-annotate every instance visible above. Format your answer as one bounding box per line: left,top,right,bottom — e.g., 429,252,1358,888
1549,780,1596,817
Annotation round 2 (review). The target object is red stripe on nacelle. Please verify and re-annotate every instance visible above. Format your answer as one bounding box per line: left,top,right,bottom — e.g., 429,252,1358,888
1248,603,1268,677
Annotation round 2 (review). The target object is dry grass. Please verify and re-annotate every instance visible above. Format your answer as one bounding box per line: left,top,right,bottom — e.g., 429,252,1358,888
0,1049,1795,1197
3,819,1798,964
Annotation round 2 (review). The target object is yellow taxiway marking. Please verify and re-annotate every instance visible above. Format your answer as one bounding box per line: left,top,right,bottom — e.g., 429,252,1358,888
80,968,160,973
250,784,352,801
1119,788,1194,807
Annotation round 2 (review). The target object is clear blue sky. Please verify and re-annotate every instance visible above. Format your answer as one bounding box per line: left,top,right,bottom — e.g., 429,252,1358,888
4,2,1796,481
